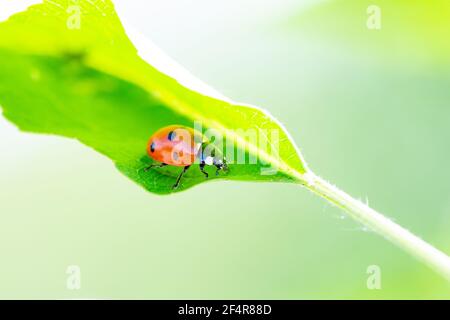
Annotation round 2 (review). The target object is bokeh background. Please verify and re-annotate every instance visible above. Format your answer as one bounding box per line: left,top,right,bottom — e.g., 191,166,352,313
0,0,449,299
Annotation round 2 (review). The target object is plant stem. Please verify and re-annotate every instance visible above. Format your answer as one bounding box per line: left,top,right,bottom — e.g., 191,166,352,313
303,171,450,282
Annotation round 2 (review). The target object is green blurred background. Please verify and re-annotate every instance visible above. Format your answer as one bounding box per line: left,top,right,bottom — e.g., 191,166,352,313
0,0,449,299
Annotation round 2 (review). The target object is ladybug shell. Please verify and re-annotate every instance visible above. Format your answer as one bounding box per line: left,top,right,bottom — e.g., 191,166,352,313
147,125,203,167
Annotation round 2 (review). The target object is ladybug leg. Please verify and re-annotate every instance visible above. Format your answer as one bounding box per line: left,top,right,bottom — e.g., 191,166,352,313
222,159,229,172
144,163,167,172
214,164,222,176
173,165,191,189
214,159,229,176
199,162,209,178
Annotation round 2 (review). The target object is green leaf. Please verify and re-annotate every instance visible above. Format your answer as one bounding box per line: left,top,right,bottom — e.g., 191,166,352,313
0,0,308,194
2,0,450,282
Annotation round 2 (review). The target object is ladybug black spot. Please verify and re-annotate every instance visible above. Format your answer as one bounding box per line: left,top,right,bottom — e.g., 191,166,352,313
168,131,176,141
150,142,156,152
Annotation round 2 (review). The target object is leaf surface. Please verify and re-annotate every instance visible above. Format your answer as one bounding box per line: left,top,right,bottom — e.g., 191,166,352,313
0,0,308,194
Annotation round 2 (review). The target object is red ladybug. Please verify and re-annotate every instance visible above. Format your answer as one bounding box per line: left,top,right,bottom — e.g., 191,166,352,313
145,125,228,189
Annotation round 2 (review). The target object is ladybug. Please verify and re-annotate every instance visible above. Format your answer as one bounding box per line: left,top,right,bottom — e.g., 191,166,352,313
145,125,228,189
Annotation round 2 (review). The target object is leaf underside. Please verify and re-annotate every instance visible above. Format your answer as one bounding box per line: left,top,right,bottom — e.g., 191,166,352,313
0,0,306,194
